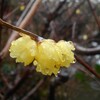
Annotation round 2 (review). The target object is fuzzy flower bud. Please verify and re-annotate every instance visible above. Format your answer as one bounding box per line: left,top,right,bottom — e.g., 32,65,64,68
9,35,37,66
57,40,75,67
34,39,61,75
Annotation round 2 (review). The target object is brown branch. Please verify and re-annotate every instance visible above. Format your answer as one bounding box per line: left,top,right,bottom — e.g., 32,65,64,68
77,67,100,87
72,22,76,42
0,18,41,41
87,0,100,29
69,8,100,78
75,54,100,79
77,67,93,78
72,22,100,55
75,43,100,55
71,21,100,55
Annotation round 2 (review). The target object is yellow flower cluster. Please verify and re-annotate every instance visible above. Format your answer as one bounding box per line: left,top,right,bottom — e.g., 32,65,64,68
9,35,75,75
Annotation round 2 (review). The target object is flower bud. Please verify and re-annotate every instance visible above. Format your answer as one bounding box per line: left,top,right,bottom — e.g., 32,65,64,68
9,35,37,66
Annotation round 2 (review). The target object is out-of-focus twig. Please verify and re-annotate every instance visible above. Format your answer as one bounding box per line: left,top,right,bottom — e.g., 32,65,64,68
0,73,12,89
3,7,19,20
0,93,4,99
41,0,66,35
75,54,100,79
71,21,100,55
72,22,76,42
70,5,100,78
75,44,100,55
16,0,35,26
77,66,100,87
87,0,100,29
21,79,44,100
0,0,4,53
67,0,85,20
19,0,41,28
0,0,4,18
59,0,85,34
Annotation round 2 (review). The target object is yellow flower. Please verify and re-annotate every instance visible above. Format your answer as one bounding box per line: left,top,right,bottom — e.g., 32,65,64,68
34,39,75,75
76,9,81,14
57,40,75,67
9,35,37,66
34,39,60,75
20,5,25,11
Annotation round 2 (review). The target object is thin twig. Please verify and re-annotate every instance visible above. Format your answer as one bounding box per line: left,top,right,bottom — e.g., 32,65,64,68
0,73,12,89
16,0,35,26
0,18,42,41
0,0,4,51
78,67,100,87
87,0,100,29
75,43,100,55
60,0,85,32
19,0,42,29
71,21,100,55
41,0,66,35
67,0,85,20
72,22,76,42
75,54,100,79
21,79,44,100
3,7,19,20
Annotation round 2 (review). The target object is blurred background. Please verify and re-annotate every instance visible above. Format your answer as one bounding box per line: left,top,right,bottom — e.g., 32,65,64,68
0,0,100,100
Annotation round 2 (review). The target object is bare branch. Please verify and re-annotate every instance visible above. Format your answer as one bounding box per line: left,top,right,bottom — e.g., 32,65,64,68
41,0,66,35
0,18,41,41
71,21,100,55
75,43,100,55
75,54,100,79
87,0,100,29
72,22,76,42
